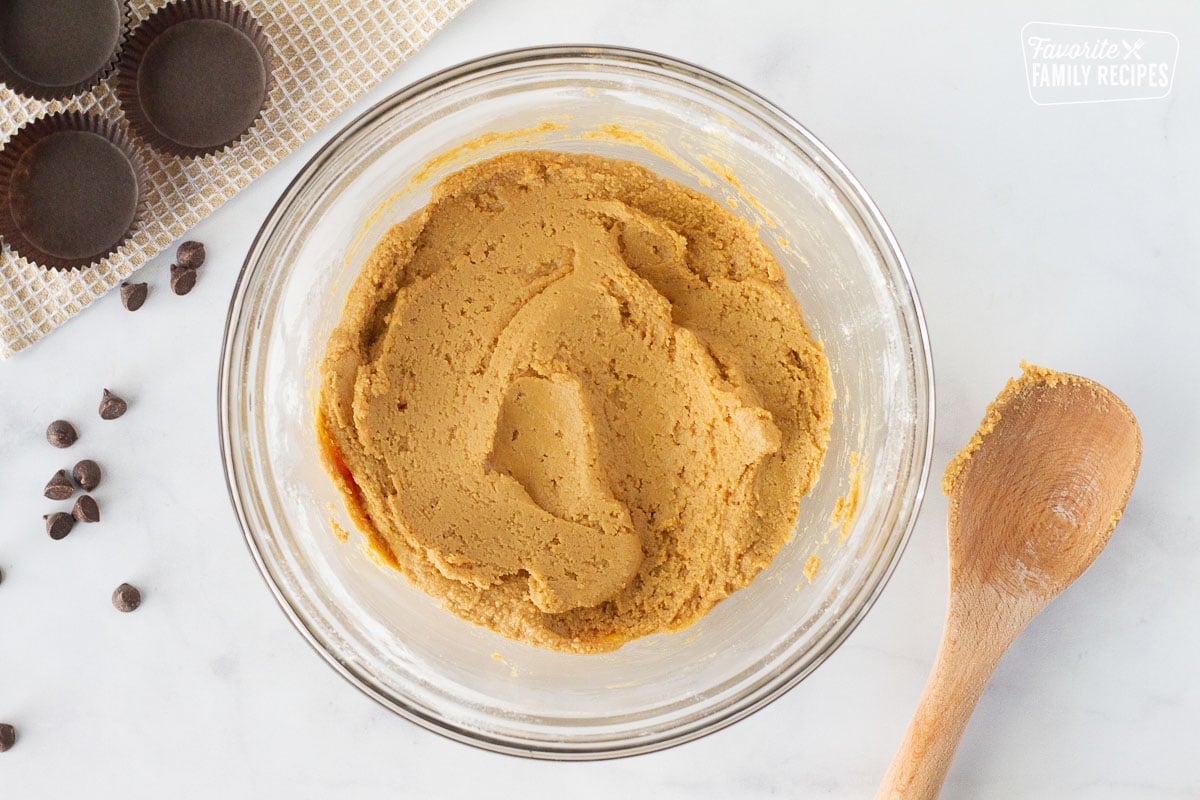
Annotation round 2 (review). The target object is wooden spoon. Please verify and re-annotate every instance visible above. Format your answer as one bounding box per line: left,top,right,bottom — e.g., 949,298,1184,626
877,363,1142,799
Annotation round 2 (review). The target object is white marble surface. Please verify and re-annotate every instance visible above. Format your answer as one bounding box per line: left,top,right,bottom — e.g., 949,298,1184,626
2,1,1198,797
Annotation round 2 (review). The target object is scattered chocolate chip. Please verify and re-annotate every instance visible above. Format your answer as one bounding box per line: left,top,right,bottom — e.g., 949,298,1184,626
46,419,78,448
170,263,197,295
120,281,148,311
44,512,75,540
0,722,14,752
112,583,141,612
72,495,100,523
0,566,4,586
44,469,75,500
72,459,102,491
176,240,205,270
99,389,127,420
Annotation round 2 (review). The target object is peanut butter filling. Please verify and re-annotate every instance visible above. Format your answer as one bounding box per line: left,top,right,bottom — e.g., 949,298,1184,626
318,150,833,652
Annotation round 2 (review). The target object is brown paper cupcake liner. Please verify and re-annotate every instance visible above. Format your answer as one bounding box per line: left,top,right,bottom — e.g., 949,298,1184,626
0,111,148,271
116,0,274,159
0,0,132,102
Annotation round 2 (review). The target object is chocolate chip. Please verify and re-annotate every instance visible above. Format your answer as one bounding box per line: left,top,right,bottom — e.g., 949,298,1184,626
72,495,100,523
170,263,197,295
0,722,15,752
72,459,102,491
99,389,127,420
46,419,78,448
0,566,4,586
176,240,205,270
44,469,75,500
120,281,148,311
112,583,141,612
44,512,75,540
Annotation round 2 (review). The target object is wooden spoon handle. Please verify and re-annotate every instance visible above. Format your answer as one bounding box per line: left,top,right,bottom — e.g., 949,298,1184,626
876,613,1014,799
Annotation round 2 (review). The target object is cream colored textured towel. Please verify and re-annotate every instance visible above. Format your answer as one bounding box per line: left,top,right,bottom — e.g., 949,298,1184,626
0,0,473,358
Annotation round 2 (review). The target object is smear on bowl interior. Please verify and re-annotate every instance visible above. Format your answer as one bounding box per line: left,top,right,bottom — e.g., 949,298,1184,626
317,150,833,653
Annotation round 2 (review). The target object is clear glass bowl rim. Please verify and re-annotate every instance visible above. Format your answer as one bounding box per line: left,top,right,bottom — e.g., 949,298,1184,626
218,44,936,760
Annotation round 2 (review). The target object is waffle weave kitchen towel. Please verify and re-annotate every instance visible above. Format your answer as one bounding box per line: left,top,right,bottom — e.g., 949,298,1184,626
0,0,473,358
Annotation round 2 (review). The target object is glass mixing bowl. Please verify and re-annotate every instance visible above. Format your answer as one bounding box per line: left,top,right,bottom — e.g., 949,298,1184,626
219,46,934,759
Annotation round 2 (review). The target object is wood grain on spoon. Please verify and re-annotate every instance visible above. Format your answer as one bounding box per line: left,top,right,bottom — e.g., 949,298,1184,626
877,363,1141,799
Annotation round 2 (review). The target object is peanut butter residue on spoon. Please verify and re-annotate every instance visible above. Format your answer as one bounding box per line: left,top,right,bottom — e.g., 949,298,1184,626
317,150,833,653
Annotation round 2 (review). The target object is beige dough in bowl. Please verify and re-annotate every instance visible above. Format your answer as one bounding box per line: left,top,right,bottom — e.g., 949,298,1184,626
317,150,833,653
